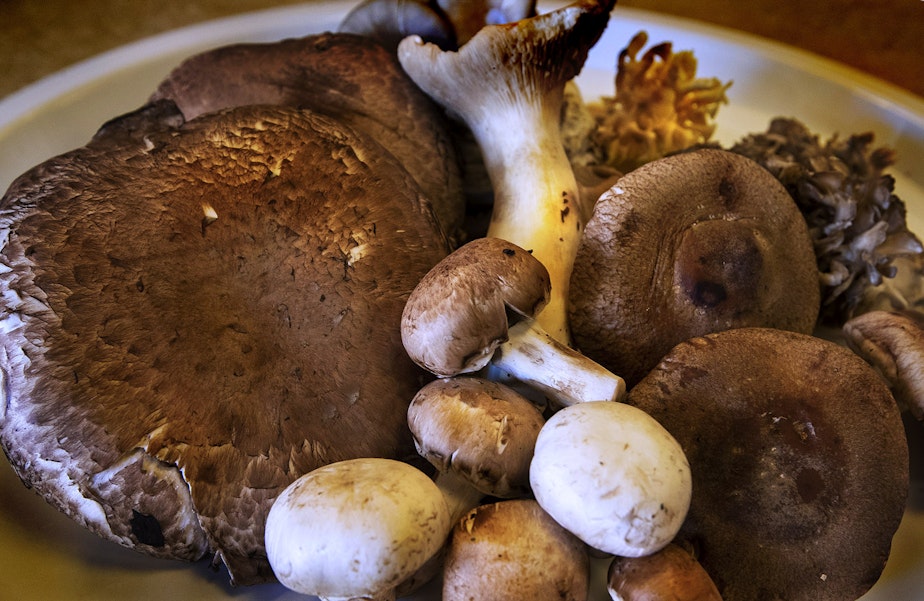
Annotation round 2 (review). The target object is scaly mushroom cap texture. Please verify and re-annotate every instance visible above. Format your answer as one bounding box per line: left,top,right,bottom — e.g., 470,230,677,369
0,103,449,584
150,32,465,244
627,327,909,601
569,148,821,386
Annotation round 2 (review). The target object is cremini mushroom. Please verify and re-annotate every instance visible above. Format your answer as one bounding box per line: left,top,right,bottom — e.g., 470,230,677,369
265,457,452,600
529,401,692,558
401,237,625,408
443,499,590,601
627,327,909,601
408,376,545,521
150,31,466,243
607,543,722,601
398,0,617,342
0,103,450,584
843,308,924,419
569,148,822,386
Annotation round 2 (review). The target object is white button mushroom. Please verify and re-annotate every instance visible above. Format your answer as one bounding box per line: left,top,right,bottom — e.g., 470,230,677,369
265,457,452,601
529,401,692,558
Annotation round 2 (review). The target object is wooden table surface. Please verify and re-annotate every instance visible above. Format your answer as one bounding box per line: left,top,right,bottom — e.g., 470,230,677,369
2,0,922,101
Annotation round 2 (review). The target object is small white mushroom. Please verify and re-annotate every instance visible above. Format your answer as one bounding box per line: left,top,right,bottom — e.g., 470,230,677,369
265,457,452,601
529,401,692,558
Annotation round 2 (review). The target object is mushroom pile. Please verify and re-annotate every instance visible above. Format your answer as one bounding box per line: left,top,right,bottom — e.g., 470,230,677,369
0,0,916,599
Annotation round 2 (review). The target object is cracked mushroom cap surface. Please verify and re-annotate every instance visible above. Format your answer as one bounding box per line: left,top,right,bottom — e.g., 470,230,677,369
569,148,821,386
0,103,449,584
627,327,909,601
150,32,465,243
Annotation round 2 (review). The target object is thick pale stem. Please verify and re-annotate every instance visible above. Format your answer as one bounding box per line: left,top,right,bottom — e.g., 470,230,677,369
473,99,585,344
490,318,625,408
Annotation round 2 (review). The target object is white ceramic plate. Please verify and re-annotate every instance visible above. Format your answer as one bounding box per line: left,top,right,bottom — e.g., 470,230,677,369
1,2,922,600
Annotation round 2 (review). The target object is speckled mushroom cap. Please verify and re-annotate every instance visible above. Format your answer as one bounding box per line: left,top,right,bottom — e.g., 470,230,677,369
569,148,821,386
627,327,909,601
150,32,465,243
0,104,449,584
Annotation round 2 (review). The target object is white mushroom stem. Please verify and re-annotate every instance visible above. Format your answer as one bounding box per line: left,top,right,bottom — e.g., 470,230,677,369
434,469,490,526
398,0,616,343
489,319,626,407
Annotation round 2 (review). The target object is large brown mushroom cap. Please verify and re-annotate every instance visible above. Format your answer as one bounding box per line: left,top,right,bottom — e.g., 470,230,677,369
627,327,909,601
569,148,821,385
150,32,465,243
0,103,449,584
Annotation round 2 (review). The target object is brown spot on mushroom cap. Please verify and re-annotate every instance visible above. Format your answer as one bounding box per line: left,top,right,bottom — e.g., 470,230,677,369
443,499,589,601
150,32,465,244
0,104,449,584
569,148,821,386
627,327,909,601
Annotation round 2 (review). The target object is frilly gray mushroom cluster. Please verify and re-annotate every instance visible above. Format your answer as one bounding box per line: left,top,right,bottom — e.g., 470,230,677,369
729,117,924,325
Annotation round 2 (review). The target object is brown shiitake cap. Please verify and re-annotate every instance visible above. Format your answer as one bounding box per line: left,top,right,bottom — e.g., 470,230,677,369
569,148,821,386
443,499,590,601
626,327,909,601
150,32,465,243
607,543,722,601
0,104,449,584
408,376,545,498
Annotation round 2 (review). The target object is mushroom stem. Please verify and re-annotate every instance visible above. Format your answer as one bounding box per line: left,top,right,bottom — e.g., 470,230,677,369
398,0,617,343
434,469,490,525
490,319,626,408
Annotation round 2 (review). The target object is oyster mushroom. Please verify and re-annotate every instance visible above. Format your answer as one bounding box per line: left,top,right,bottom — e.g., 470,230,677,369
150,32,465,243
401,237,625,408
570,148,821,386
0,104,449,584
398,0,617,343
627,327,909,601
843,308,924,419
443,499,590,601
265,457,452,600
408,376,545,521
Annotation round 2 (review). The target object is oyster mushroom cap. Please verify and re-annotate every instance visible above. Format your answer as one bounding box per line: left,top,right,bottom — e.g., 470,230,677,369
0,104,449,584
150,32,465,243
627,327,909,601
843,309,924,419
569,148,821,386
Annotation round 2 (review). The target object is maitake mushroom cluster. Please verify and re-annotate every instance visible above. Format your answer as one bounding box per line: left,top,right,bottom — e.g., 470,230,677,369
0,0,918,600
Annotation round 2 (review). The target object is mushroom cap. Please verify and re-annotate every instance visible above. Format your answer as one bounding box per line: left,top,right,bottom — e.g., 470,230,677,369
569,148,821,386
607,543,722,601
401,236,551,376
0,104,449,584
626,327,909,601
265,458,452,598
529,401,692,557
843,308,924,419
150,32,465,243
408,376,545,497
443,499,590,601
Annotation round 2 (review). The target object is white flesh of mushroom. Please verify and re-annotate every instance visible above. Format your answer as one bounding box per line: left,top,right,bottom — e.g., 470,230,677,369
398,0,616,343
